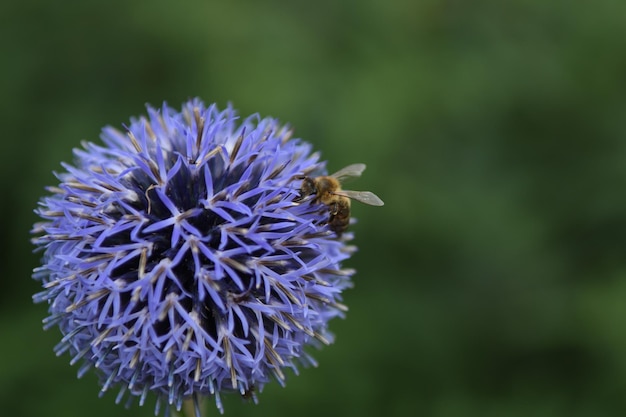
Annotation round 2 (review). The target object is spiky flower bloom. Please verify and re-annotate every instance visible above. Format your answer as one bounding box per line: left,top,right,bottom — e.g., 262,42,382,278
32,99,355,416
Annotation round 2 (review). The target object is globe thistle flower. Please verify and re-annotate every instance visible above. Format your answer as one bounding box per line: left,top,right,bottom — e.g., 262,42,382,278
32,99,357,416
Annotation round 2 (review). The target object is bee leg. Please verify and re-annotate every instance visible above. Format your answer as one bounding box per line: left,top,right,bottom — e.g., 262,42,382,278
328,204,342,237
294,191,308,202
329,201,339,216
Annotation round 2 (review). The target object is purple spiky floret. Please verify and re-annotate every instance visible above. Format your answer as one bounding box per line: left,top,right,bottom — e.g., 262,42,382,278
31,99,356,415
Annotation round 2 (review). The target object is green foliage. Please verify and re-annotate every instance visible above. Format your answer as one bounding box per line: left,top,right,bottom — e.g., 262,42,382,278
4,0,626,415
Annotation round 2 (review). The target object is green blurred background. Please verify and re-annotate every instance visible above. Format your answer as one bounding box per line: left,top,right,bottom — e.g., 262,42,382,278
3,0,626,416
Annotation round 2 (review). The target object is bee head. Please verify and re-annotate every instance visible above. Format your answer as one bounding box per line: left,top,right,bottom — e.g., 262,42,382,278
297,177,317,200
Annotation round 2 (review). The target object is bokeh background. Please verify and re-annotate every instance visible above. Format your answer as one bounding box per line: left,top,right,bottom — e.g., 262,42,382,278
3,0,626,416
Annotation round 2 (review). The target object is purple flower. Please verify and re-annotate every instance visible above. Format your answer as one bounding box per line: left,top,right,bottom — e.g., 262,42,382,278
31,99,356,416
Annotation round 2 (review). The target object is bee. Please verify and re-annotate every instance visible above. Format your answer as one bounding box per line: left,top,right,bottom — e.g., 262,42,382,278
297,163,384,235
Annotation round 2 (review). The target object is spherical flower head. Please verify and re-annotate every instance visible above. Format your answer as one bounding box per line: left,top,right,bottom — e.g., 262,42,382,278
32,99,356,415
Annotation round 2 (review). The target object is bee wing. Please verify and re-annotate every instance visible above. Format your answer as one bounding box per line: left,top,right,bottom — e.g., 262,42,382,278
335,190,385,206
330,163,366,182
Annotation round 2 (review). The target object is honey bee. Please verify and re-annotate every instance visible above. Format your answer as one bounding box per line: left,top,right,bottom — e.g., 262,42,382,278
297,163,384,235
